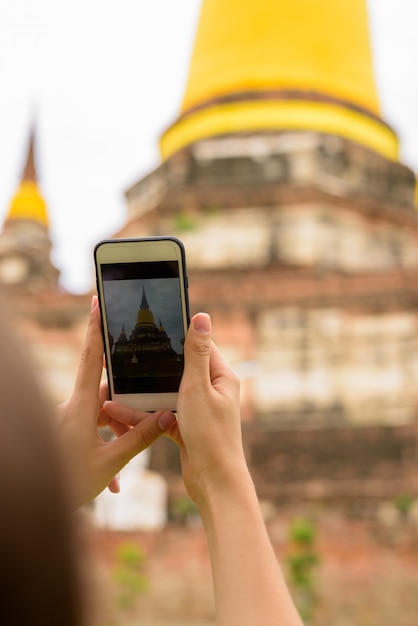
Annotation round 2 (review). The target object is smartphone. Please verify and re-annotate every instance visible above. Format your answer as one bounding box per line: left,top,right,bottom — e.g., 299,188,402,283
94,237,190,411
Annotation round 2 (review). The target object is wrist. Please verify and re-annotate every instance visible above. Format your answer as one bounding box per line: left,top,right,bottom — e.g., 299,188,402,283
194,459,257,521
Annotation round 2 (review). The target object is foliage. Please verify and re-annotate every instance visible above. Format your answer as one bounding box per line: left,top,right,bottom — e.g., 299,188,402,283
112,542,149,609
287,517,319,624
393,493,415,518
170,494,200,524
173,211,197,231
289,516,317,545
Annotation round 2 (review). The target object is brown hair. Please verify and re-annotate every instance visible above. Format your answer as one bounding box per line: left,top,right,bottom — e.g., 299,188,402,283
0,308,84,626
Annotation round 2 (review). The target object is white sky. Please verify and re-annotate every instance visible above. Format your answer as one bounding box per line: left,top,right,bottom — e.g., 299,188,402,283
0,0,417,293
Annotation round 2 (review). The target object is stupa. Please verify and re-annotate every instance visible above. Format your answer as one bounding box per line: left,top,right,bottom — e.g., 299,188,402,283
115,0,418,502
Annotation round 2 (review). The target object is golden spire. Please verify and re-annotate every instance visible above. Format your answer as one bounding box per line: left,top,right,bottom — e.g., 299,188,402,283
136,286,157,327
160,0,398,161
7,126,49,227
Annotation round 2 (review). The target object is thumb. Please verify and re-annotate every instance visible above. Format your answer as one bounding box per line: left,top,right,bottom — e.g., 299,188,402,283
72,295,104,403
103,410,176,472
182,313,212,389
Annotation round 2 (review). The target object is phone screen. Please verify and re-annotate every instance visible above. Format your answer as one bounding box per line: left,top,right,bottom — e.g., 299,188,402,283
101,260,185,394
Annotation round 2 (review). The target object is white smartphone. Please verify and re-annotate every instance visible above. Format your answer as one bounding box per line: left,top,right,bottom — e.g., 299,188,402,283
94,237,190,411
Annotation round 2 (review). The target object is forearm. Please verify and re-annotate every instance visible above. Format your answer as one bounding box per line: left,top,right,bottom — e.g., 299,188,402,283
198,468,303,626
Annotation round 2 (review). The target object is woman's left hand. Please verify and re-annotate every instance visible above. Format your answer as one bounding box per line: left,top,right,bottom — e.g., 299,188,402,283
57,296,176,507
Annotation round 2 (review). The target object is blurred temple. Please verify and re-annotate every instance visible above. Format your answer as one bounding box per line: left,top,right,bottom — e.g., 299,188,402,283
1,0,417,507
114,0,418,503
0,126,90,403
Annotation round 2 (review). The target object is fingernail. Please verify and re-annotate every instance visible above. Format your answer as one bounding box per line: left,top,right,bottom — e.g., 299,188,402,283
157,411,176,431
192,313,211,333
91,295,98,311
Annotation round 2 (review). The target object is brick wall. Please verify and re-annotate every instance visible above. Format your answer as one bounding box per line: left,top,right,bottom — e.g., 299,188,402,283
150,421,418,505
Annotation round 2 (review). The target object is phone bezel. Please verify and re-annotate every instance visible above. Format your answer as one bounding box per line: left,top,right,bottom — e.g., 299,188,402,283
94,237,190,411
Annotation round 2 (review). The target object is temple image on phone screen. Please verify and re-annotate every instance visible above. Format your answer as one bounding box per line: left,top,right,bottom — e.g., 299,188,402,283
101,261,185,394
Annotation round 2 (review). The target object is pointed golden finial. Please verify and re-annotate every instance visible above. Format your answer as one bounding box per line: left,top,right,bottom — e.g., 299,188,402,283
7,121,49,227
22,125,37,183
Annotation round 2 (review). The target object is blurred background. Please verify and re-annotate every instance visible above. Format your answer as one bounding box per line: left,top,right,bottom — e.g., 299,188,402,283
1,1,418,624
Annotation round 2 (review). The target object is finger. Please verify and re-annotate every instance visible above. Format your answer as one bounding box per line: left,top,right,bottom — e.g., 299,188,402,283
181,313,212,392
107,474,120,493
97,409,131,436
97,408,110,428
108,418,131,438
209,340,240,389
103,400,154,427
101,410,177,472
98,380,110,407
72,296,104,403
164,420,183,447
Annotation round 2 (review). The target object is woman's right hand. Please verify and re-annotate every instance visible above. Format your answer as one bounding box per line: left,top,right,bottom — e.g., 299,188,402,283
108,311,302,626
167,313,248,508
169,314,303,626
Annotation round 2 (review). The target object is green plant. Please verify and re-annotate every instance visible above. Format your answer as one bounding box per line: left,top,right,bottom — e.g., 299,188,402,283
173,211,197,231
393,493,415,518
113,542,148,609
289,516,317,545
170,494,200,524
287,517,319,624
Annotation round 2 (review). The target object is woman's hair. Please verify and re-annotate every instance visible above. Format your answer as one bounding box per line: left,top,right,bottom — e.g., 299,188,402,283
0,307,84,626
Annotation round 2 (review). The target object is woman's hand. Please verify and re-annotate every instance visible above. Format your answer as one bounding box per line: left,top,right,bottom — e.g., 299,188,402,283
170,314,302,626
57,296,176,507
107,311,302,625
167,313,248,508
